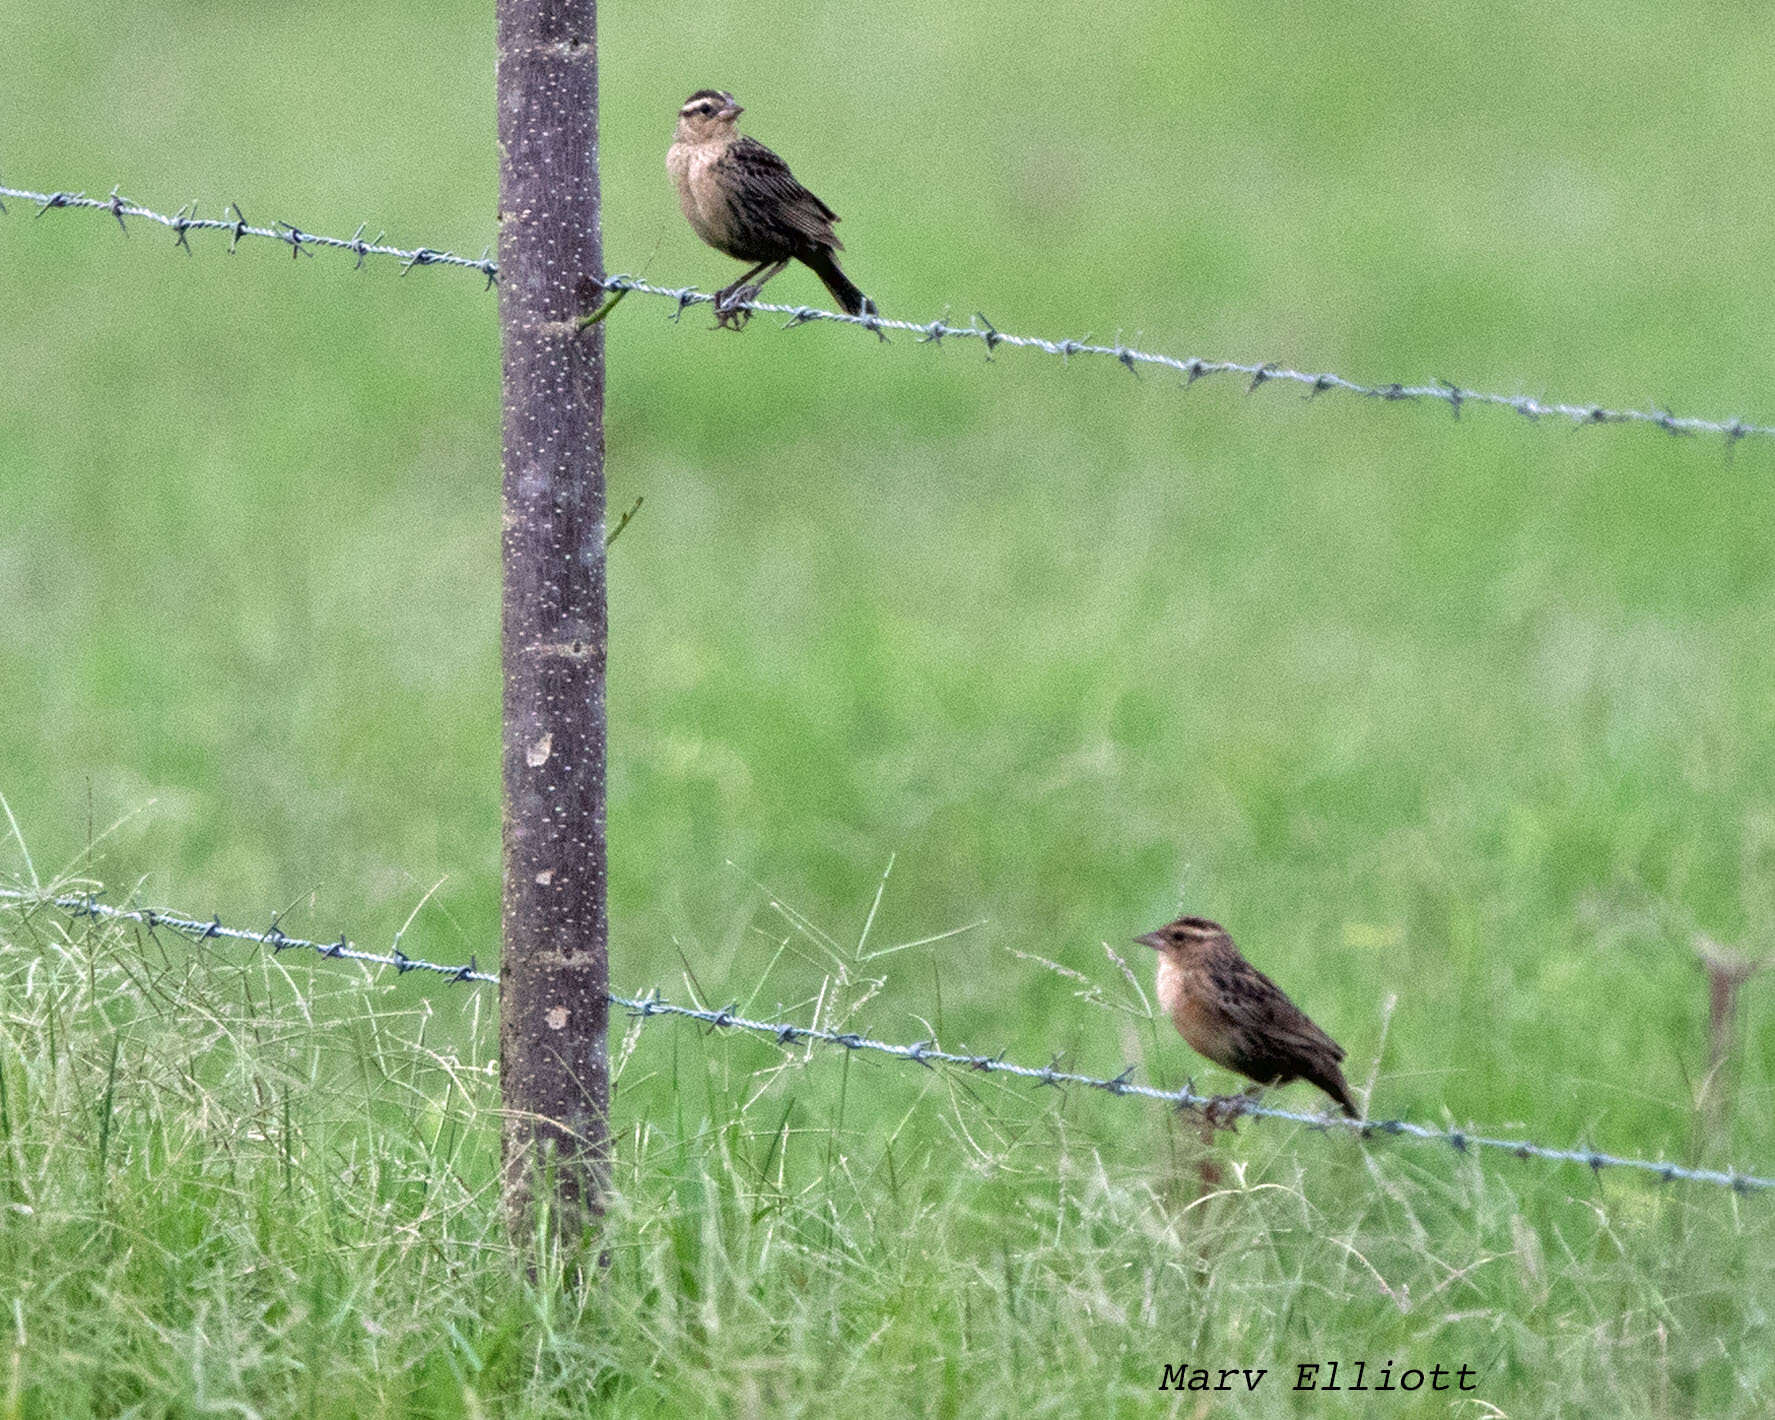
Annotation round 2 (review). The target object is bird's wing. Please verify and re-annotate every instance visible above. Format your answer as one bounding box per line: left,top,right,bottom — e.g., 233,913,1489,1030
1212,957,1348,1077
720,136,843,248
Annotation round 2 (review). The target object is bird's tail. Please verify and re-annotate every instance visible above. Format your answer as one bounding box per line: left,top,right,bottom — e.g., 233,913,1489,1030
1316,1065,1362,1119
804,249,876,318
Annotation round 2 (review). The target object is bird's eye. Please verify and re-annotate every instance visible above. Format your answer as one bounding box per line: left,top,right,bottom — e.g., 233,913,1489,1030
697,103,714,115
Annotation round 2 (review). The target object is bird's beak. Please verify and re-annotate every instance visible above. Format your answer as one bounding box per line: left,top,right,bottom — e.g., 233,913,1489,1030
1134,931,1166,951
718,103,743,120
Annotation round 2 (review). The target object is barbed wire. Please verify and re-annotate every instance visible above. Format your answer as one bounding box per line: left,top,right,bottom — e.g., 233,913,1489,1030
0,884,497,983
0,182,498,286
3,884,1768,1194
600,276,1774,445
6,178,1771,445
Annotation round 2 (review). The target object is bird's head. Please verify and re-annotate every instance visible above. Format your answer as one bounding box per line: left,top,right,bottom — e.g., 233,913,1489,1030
676,89,743,141
1135,916,1230,957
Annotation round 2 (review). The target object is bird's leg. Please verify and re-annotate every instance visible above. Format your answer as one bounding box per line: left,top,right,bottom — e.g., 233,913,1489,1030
713,261,778,329
713,262,770,328
721,259,790,325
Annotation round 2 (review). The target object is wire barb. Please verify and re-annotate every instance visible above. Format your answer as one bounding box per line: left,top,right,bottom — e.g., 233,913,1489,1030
276,221,314,260
170,202,196,254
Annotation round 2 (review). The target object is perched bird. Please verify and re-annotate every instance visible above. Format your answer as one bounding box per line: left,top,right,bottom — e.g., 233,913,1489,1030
1137,916,1360,1118
666,89,876,327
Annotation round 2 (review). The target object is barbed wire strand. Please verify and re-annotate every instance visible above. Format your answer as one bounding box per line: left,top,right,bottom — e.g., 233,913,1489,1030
0,885,498,984
598,276,1774,444
3,885,1767,1194
0,182,498,286
5,180,1771,445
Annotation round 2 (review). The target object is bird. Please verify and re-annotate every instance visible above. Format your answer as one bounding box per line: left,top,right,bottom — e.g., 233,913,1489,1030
1136,915,1361,1119
666,89,876,328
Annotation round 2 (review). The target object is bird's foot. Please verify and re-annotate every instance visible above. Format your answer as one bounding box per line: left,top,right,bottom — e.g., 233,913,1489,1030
712,285,757,330
1200,1092,1255,1134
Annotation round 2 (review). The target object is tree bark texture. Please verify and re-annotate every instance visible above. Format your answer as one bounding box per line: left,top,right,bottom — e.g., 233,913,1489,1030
495,0,608,1239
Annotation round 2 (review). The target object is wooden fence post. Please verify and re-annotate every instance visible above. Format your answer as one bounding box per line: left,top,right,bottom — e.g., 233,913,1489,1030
495,0,608,1243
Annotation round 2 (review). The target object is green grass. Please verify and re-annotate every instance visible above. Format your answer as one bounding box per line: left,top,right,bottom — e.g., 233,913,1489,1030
4,899,1772,1417
3,0,1775,1413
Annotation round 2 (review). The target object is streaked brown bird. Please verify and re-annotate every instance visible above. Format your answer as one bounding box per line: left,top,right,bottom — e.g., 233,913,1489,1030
666,89,876,328
1137,916,1360,1118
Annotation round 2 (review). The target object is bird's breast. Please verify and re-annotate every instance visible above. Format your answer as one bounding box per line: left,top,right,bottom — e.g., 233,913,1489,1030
1156,955,1234,1063
1155,954,1187,1023
667,142,733,249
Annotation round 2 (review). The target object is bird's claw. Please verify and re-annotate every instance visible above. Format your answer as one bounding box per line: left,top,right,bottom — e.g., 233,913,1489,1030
1201,1093,1255,1134
712,285,758,330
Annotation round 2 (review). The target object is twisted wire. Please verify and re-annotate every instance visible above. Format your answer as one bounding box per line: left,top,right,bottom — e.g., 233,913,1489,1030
4,885,1767,1194
0,182,498,286
5,179,1771,443
0,885,496,984
600,275,1775,444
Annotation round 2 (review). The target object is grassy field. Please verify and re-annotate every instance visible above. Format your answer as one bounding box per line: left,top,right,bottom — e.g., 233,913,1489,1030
4,0,1775,1414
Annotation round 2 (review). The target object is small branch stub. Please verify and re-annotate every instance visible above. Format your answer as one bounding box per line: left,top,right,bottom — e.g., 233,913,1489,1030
1693,933,1766,1135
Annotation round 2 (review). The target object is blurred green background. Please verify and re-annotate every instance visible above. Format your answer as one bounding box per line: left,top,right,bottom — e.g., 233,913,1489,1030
4,0,1775,1195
